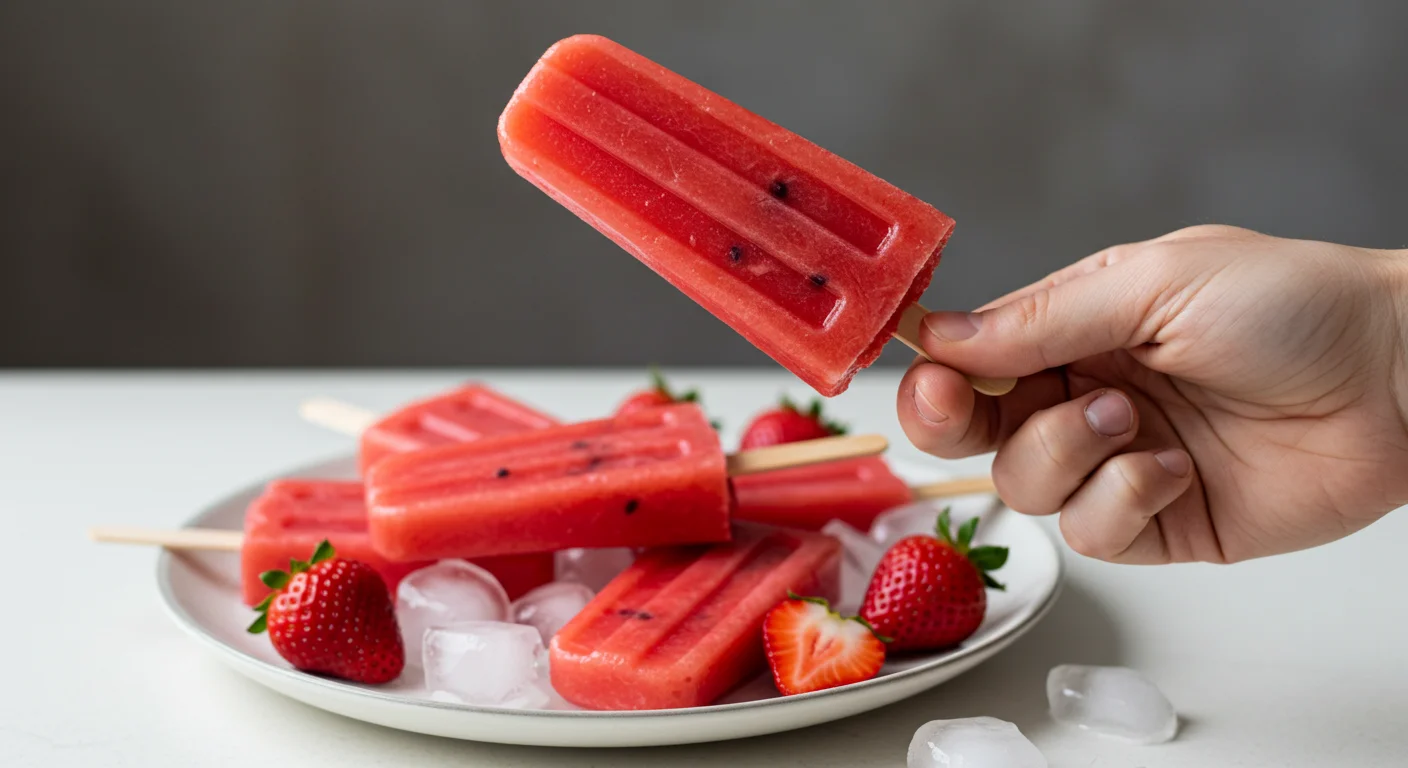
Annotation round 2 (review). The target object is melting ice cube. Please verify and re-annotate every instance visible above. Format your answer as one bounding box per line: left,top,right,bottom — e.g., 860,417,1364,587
870,495,997,547
908,717,1047,768
512,581,596,643
555,547,634,591
423,621,550,709
1047,664,1178,744
397,559,511,664
821,519,886,613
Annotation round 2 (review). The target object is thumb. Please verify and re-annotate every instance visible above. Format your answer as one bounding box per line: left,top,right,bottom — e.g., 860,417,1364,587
921,257,1171,378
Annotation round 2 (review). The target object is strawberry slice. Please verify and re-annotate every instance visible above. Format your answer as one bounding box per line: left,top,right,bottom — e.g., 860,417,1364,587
763,593,888,696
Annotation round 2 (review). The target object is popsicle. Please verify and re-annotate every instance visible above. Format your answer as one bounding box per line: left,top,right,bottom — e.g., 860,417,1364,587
298,384,560,475
365,402,886,561
550,525,841,710
732,456,912,531
241,480,554,606
498,34,1015,398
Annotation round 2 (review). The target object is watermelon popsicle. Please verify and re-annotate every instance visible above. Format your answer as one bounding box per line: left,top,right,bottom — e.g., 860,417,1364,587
365,403,887,561
550,525,841,710
299,383,560,475
240,480,554,606
498,35,1015,398
732,456,913,531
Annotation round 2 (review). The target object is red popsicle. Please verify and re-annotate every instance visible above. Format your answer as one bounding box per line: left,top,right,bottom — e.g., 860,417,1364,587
732,456,913,531
550,526,841,710
241,480,553,606
358,384,560,474
499,35,1014,397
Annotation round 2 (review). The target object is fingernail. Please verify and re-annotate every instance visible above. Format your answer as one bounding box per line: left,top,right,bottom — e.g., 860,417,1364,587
923,311,981,342
1084,391,1133,437
913,384,949,425
1155,449,1192,477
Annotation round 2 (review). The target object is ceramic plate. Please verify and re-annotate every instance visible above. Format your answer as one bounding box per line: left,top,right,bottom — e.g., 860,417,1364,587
158,455,1062,747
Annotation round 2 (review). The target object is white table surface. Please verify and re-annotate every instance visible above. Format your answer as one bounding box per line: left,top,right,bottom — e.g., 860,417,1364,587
2,370,1404,767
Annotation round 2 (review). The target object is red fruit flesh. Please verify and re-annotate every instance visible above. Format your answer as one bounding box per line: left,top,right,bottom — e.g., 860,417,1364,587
764,598,885,695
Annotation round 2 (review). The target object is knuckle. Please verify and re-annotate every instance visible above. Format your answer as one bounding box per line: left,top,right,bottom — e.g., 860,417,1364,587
1059,513,1112,559
1161,224,1258,243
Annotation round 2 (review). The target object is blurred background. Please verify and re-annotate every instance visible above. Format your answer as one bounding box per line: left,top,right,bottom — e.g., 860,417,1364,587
2,0,1405,368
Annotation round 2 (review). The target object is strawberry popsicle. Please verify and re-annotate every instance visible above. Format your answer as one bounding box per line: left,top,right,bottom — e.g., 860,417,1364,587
499,35,1013,397
358,384,560,474
550,525,841,710
366,403,733,561
241,480,553,606
732,456,912,531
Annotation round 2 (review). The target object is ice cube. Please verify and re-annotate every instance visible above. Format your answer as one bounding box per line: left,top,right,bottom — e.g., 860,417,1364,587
1047,665,1177,744
512,581,596,643
555,547,634,591
870,495,997,547
821,519,886,613
397,559,511,664
908,717,1048,768
423,621,551,709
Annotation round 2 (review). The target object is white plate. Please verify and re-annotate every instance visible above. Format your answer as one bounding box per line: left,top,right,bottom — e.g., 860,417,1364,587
158,455,1062,748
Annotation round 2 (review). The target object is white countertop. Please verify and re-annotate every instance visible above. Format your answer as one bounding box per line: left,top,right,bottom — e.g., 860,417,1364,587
3,371,1405,766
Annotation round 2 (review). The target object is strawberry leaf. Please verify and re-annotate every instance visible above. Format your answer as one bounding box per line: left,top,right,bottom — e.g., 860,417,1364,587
648,366,669,395
981,572,1007,591
852,614,894,643
260,570,290,590
310,539,335,565
289,558,309,575
968,545,1009,571
786,590,833,608
779,394,799,412
253,594,274,612
935,507,954,544
956,516,979,551
807,399,823,419
246,614,268,634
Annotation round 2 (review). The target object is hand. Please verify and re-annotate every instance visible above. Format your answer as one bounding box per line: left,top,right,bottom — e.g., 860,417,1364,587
899,225,1408,564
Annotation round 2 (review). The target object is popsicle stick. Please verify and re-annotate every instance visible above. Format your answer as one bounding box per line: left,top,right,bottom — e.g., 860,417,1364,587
726,433,888,477
88,526,244,551
893,304,1017,397
909,475,998,500
299,397,379,436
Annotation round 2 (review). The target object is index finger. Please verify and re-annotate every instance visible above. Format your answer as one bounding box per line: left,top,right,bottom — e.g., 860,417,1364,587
898,360,1069,459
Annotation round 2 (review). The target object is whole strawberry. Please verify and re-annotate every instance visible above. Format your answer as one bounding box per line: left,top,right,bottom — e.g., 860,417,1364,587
739,396,846,449
860,509,1008,652
764,593,888,696
248,540,405,684
615,368,700,417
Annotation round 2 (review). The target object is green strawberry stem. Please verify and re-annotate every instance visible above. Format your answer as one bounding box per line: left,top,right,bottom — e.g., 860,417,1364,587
935,508,1009,592
648,366,699,404
248,539,336,634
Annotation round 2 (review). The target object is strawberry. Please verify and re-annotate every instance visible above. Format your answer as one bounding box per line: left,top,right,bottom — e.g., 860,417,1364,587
247,540,405,684
763,593,888,696
739,396,846,449
860,509,1008,652
615,368,700,417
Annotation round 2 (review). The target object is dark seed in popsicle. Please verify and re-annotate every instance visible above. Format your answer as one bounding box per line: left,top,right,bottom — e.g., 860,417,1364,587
769,180,788,199
728,245,743,263
624,499,640,514
809,274,828,288
495,467,510,478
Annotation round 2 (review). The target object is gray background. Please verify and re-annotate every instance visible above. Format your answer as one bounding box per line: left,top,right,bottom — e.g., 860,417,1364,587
2,0,1405,368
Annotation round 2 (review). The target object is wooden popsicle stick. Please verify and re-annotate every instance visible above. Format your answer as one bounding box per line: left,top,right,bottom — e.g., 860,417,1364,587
892,304,1018,397
725,433,888,477
299,397,379,436
88,526,244,551
908,475,998,500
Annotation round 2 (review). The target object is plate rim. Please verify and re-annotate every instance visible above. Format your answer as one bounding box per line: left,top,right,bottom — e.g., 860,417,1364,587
157,451,1065,721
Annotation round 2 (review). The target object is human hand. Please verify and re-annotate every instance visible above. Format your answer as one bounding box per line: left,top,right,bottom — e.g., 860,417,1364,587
899,225,1408,563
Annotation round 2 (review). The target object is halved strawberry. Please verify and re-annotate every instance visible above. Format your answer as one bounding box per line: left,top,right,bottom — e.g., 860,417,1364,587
763,593,888,696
